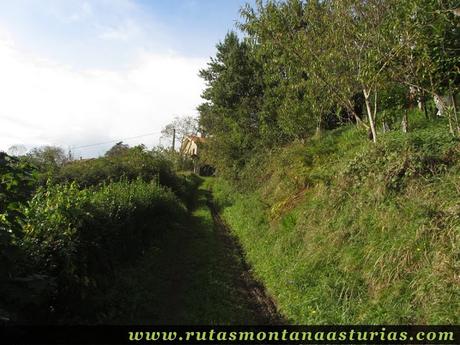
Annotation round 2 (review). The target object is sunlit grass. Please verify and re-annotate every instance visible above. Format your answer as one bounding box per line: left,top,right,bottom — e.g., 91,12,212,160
209,116,459,324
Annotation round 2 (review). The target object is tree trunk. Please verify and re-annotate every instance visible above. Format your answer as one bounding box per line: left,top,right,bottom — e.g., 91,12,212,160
436,91,458,136
363,88,377,143
382,120,389,133
417,91,423,111
401,110,409,133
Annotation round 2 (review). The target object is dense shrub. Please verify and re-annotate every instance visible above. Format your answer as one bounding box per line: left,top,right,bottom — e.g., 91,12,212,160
3,179,186,322
57,146,174,187
0,152,39,322
56,146,201,208
343,126,460,192
0,152,37,228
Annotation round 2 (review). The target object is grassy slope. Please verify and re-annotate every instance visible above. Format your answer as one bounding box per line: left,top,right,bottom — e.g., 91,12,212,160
210,113,460,324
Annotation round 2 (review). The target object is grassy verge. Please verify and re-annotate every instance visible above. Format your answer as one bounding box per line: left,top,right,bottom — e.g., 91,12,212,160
209,116,460,324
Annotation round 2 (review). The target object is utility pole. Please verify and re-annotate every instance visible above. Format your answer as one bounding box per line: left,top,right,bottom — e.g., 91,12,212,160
67,146,73,161
171,128,176,152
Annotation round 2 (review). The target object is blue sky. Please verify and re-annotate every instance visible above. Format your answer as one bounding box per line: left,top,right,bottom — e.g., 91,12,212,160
0,0,253,157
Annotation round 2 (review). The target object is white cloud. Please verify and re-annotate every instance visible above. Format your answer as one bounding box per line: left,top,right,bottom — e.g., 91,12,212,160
97,20,142,41
0,32,206,157
48,1,94,23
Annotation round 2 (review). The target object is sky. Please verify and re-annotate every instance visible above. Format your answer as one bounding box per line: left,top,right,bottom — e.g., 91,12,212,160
0,0,253,157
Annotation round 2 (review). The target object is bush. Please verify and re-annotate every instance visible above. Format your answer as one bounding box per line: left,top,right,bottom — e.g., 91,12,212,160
0,152,39,322
56,146,200,208
7,179,186,322
343,127,460,192
57,146,174,187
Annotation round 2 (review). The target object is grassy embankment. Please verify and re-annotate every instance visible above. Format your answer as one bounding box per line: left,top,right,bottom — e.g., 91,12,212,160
209,113,460,324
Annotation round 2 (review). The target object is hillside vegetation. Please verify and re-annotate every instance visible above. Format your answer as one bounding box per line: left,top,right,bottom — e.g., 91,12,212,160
2,142,277,324
197,0,459,324
209,114,459,324
0,147,199,323
2,0,459,326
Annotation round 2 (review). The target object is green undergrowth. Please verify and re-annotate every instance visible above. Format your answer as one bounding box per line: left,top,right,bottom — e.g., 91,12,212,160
209,117,460,324
101,182,262,324
1,171,203,323
3,179,188,322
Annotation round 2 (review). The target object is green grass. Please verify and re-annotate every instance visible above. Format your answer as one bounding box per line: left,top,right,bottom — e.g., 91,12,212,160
209,116,460,324
99,181,263,324
181,188,258,324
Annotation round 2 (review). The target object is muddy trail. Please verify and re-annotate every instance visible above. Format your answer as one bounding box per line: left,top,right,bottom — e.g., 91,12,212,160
111,186,284,325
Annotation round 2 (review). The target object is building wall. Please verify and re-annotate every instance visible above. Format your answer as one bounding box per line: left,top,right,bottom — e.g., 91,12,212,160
181,138,198,156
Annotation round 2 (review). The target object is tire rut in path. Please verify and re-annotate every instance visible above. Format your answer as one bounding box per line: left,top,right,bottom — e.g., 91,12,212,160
206,197,285,325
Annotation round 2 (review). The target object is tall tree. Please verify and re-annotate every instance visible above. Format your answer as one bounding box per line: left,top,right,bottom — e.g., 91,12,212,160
198,32,264,177
388,0,460,134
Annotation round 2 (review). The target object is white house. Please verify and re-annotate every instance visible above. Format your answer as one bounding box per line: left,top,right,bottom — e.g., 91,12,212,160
180,135,205,157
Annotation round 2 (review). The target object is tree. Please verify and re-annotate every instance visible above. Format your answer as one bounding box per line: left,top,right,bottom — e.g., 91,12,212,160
311,0,400,143
161,116,199,150
198,31,264,177
387,0,460,135
105,142,129,157
240,0,333,140
198,0,460,177
240,0,370,137
26,146,68,172
7,145,27,157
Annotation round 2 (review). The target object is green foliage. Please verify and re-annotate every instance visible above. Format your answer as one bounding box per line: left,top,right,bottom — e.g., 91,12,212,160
23,146,68,177
57,146,167,186
0,152,39,322
199,0,459,175
15,179,187,322
211,123,460,323
391,0,460,94
0,152,37,230
56,146,197,206
1,147,201,322
104,142,130,157
344,127,460,192
198,32,265,178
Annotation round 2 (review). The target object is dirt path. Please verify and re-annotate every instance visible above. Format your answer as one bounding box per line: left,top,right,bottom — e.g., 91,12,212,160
106,186,284,324
169,187,286,324
206,195,284,325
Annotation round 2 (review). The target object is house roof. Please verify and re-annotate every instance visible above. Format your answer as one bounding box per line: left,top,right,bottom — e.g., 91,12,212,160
185,135,206,143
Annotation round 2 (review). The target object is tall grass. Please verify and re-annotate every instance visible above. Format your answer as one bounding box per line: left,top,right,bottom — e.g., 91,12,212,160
211,116,460,324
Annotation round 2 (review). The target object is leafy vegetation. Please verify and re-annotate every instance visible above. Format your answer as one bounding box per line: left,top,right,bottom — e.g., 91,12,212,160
195,0,459,324
21,179,186,321
198,0,459,177
94,182,271,324
1,0,459,326
0,145,199,323
209,115,459,324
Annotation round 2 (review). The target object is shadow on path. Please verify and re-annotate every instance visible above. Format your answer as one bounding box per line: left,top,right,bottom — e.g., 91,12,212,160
106,184,284,325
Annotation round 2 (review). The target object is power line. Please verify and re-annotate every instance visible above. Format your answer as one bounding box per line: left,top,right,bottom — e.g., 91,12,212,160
71,131,162,151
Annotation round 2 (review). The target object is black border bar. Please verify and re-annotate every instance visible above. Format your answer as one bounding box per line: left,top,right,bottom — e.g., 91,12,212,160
1,325,459,344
